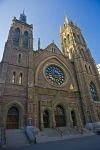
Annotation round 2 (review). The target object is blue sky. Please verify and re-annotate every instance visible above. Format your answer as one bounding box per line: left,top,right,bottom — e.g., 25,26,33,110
0,0,100,64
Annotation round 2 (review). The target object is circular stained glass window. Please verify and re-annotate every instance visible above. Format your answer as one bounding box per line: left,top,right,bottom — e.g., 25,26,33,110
45,65,65,86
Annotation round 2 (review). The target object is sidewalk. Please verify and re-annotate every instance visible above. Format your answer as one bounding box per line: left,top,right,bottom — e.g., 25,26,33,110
36,132,95,143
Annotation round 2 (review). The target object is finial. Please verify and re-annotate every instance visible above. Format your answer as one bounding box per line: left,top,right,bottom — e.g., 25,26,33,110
65,16,73,25
59,25,62,33
23,8,25,14
19,10,27,23
52,40,54,43
38,38,40,50
65,16,70,24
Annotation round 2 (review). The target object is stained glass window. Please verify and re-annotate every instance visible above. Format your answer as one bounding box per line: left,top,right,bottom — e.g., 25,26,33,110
13,28,20,47
45,65,65,85
90,82,99,101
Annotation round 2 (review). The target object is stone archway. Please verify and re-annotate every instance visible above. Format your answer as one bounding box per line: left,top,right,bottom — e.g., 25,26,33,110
43,110,49,128
54,105,66,127
6,106,19,129
4,101,24,129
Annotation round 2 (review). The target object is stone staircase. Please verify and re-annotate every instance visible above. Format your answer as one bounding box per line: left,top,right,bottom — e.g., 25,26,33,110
56,127,80,136
6,129,29,148
41,128,60,137
36,127,94,143
55,127,94,136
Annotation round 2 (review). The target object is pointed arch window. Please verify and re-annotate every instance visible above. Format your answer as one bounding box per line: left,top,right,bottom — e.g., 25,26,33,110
90,82,99,101
19,73,22,85
12,72,16,84
23,31,29,48
69,49,73,59
85,65,88,73
73,33,76,38
64,38,66,46
13,28,20,47
18,53,21,64
80,48,85,59
77,35,80,43
67,34,70,44
89,66,92,74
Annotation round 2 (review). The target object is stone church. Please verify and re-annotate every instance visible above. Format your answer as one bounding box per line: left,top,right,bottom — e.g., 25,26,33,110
0,12,100,130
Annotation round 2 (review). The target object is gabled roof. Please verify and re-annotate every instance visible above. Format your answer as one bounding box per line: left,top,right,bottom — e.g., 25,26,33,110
45,42,62,54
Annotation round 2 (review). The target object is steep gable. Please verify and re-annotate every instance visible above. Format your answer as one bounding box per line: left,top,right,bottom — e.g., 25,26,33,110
45,42,62,54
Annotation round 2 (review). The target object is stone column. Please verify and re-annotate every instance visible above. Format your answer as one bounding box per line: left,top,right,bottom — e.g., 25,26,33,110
40,110,44,130
27,102,33,126
75,109,83,128
52,110,56,128
67,108,72,128
49,109,52,128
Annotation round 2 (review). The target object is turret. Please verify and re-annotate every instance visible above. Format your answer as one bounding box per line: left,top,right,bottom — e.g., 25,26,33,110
60,16,88,60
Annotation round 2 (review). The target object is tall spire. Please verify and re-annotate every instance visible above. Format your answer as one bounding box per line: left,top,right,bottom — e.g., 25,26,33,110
38,38,41,50
59,25,62,33
65,16,73,25
19,9,27,23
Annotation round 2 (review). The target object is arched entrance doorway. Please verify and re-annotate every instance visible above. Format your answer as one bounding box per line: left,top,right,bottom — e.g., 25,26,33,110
43,110,49,128
6,107,19,129
55,105,66,127
71,110,77,127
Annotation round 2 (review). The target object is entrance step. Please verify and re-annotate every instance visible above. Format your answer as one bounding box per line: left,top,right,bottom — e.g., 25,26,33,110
41,128,59,137
36,127,94,143
6,129,29,148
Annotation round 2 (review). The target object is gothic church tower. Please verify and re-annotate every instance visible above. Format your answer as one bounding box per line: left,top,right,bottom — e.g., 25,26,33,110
0,12,34,128
60,17,100,124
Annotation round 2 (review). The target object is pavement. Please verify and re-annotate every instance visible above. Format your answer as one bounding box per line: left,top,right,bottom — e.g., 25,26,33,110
36,131,95,143
1,135,100,150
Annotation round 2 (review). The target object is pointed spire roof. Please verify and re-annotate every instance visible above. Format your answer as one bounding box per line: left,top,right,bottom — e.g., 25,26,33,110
65,16,73,25
19,9,27,23
59,25,62,33
38,38,41,50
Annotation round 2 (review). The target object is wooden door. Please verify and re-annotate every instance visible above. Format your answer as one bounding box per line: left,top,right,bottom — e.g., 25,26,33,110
6,107,19,129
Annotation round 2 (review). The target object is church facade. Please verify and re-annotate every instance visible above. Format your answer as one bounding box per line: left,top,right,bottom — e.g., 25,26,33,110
0,13,100,130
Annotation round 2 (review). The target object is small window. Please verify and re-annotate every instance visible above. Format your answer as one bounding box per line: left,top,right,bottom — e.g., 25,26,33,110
73,33,76,42
80,49,85,59
19,73,22,85
67,34,70,44
85,65,88,73
64,38,66,46
13,28,20,47
23,31,29,48
89,66,92,74
12,72,16,84
18,54,21,63
90,82,99,101
52,47,55,52
69,49,73,59
77,35,80,43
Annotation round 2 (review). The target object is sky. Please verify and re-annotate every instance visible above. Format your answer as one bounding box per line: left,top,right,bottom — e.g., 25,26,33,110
0,0,100,64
